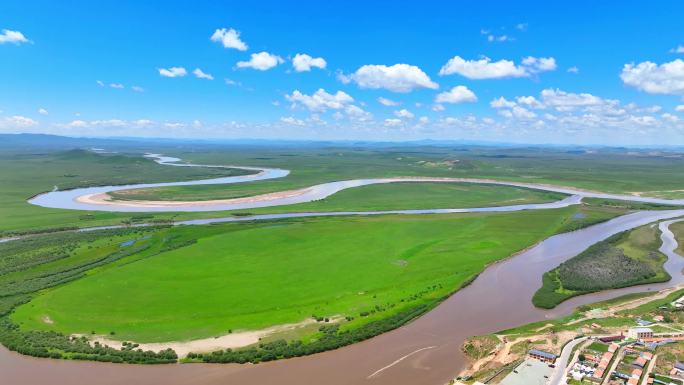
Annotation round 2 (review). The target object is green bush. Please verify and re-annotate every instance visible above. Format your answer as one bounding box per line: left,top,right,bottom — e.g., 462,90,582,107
532,231,670,309
0,318,177,364
190,304,430,363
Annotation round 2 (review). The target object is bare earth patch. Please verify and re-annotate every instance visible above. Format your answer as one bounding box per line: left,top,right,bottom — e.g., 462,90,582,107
78,317,340,358
458,285,684,381
77,185,314,208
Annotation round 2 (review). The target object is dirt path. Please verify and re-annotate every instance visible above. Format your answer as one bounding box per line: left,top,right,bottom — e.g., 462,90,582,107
458,285,684,380
568,284,684,326
461,330,576,376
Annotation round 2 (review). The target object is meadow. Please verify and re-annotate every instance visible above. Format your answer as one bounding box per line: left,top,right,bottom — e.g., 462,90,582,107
108,145,684,202
3,135,684,364
0,148,249,233
133,182,564,212
673,222,684,256
0,225,184,362
14,207,585,344
3,140,684,235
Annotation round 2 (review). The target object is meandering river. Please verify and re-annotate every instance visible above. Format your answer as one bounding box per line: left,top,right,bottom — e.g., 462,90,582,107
4,154,684,385
27,153,684,212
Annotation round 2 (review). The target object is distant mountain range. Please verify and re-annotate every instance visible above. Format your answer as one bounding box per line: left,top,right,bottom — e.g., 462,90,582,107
1,133,683,152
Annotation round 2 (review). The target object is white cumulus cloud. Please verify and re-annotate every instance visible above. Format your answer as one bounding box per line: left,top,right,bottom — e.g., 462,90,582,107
280,116,305,126
489,88,632,124
505,106,536,119
210,28,248,51
541,88,608,109
6,115,38,127
394,109,414,119
285,89,354,111
670,45,684,54
620,59,684,94
435,85,477,104
377,97,400,106
38,108,48,115
440,56,525,79
341,64,438,93
521,56,557,73
384,118,402,127
439,56,556,79
110,83,124,89
0,29,30,45
484,88,681,138
193,68,214,80
487,34,512,43
662,113,680,123
292,53,327,72
516,95,544,109
345,105,373,121
159,67,187,78
490,97,517,108
236,51,283,71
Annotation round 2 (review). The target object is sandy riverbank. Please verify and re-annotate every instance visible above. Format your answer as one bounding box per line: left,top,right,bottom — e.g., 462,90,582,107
76,186,315,208
76,176,590,209
80,317,337,358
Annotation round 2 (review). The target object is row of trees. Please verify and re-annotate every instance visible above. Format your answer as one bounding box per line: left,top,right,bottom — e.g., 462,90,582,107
0,318,177,364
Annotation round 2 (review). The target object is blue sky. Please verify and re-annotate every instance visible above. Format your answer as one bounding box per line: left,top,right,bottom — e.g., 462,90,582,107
1,0,684,144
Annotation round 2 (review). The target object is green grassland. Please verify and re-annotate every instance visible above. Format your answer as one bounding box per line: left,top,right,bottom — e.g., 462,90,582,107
673,221,684,256
123,182,563,211
532,224,670,308
13,207,585,344
0,149,252,233
4,145,684,235
0,226,185,362
2,137,684,364
107,146,684,202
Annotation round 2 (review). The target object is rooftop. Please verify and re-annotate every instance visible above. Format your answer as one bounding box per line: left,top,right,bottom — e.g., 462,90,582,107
528,349,557,360
634,357,647,367
499,359,553,385
594,368,605,379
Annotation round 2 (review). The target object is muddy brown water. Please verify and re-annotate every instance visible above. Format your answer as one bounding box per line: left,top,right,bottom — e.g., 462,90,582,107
3,210,684,385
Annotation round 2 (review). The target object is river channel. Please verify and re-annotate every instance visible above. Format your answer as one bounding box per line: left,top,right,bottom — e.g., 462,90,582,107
4,155,684,385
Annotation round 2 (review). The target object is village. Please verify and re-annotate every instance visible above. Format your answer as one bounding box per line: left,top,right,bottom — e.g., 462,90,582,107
453,290,684,385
